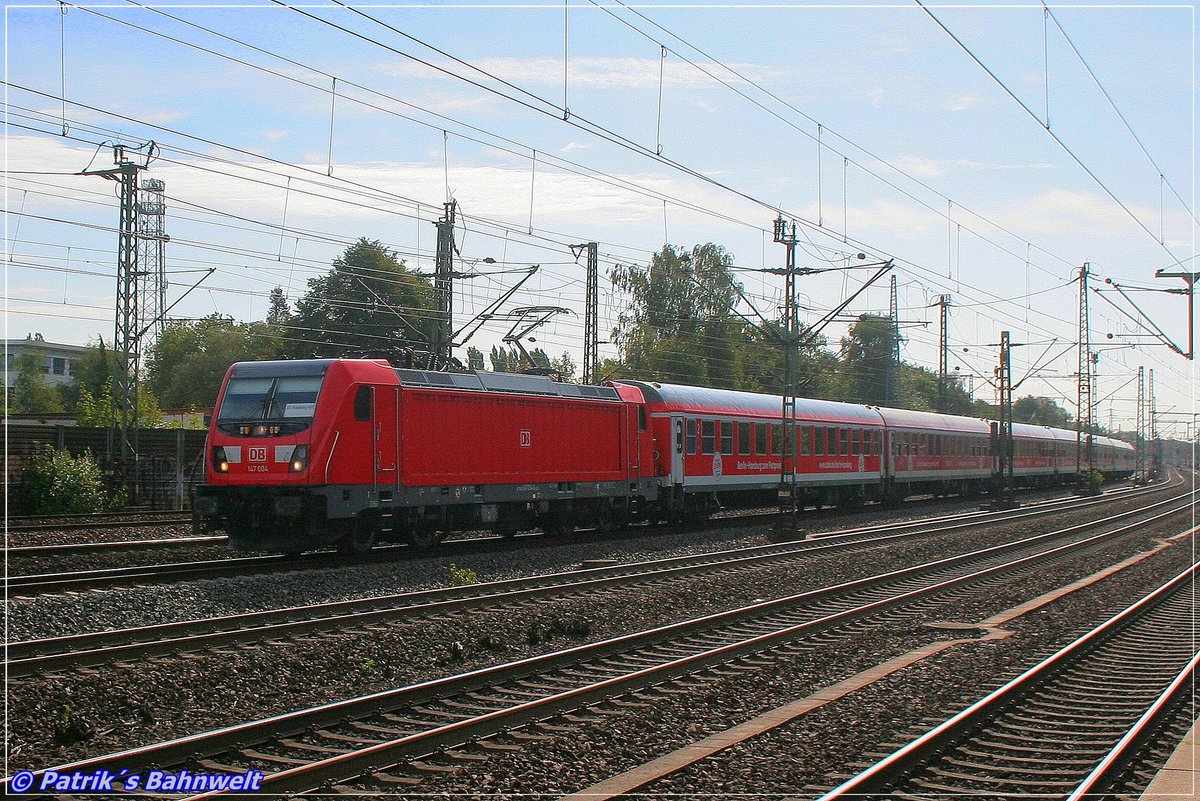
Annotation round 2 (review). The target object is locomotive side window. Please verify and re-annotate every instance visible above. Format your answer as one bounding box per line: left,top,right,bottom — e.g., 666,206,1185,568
638,406,648,431
686,419,697,455
755,423,767,455
701,420,716,454
738,422,751,455
721,422,734,455
353,385,372,422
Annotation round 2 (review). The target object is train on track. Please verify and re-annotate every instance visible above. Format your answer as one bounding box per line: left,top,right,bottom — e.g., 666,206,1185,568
194,358,1136,553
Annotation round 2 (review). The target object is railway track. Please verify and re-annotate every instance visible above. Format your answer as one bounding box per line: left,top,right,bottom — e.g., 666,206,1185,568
7,535,226,558
8,480,1187,676
818,560,1198,800
7,512,191,534
4,477,1169,597
10,492,1193,797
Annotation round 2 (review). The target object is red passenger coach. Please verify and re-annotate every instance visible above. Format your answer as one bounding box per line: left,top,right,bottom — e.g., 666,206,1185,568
614,381,887,511
876,408,992,497
196,359,655,553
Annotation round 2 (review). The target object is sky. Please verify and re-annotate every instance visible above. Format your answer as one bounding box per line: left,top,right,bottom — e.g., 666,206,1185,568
4,1,1196,438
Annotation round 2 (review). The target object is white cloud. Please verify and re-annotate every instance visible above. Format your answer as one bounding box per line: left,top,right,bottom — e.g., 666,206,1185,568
947,95,980,112
886,155,944,179
994,190,1151,237
560,141,589,153
263,129,290,142
140,110,188,125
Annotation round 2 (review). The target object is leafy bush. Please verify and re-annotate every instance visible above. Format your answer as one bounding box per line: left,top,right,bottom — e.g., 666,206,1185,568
17,445,118,514
446,563,479,586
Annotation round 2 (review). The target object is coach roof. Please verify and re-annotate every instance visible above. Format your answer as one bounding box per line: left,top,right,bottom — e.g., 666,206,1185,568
617,380,885,425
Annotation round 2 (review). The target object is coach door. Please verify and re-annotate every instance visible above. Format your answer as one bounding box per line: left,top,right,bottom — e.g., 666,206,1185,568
629,404,645,482
671,416,685,486
373,386,399,490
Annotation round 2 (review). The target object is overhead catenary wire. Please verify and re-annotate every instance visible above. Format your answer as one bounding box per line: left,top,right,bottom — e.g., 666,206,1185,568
11,10,1190,412
914,0,1190,269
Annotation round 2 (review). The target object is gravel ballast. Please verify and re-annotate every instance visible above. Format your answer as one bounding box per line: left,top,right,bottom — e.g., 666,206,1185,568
6,491,1187,772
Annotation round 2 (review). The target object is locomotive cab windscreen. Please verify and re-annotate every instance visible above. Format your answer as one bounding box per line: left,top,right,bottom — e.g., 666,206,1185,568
216,374,324,435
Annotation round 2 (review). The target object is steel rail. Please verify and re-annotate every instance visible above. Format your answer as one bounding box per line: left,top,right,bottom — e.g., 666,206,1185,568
816,560,1200,800
8,484,1188,676
5,474,1174,597
7,515,192,533
1065,650,1200,800
8,499,1191,796
7,535,227,558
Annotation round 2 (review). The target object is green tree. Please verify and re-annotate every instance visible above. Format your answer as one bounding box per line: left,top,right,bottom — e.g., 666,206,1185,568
76,377,163,428
736,322,839,399
465,346,486,371
1013,396,1073,428
145,315,280,410
267,286,290,326
609,243,749,388
898,364,975,414
550,351,577,383
288,239,437,357
839,314,894,405
489,345,521,373
57,340,114,411
10,352,65,413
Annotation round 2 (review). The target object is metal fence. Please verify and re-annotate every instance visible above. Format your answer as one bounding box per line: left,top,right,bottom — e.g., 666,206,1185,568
6,425,209,513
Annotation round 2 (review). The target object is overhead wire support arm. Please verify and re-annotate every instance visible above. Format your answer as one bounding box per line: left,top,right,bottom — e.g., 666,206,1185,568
1095,279,1187,358
451,266,539,348
1153,269,1198,359
135,267,215,340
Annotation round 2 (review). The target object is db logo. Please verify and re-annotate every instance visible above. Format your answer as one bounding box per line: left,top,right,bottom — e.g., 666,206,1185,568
248,447,268,462
519,430,532,448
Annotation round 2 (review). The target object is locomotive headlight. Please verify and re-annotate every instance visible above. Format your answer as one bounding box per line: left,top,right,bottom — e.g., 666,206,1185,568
289,445,309,473
213,446,230,473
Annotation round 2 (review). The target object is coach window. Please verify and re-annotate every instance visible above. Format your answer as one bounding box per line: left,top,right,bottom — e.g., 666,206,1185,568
800,426,811,456
850,429,860,456
701,420,716,454
686,420,697,455
837,428,847,456
872,430,880,455
755,423,768,455
813,426,825,456
738,422,751,455
721,422,735,455
353,385,372,422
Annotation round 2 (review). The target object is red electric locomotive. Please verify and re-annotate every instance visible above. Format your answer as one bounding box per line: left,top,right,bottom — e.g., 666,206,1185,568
195,359,655,552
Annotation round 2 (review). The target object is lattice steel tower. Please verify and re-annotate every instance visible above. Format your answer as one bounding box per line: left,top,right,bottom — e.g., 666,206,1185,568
83,142,155,495
1076,262,1095,484
138,178,168,340
1136,366,1146,481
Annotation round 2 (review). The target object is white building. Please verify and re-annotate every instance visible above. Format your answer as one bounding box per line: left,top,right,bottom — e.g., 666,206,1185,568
3,334,89,387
